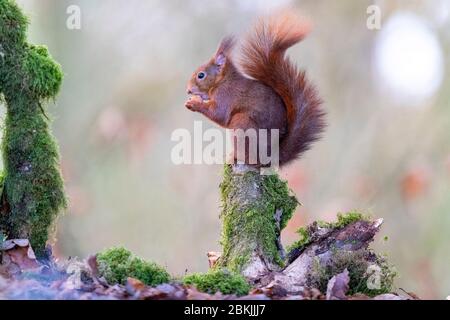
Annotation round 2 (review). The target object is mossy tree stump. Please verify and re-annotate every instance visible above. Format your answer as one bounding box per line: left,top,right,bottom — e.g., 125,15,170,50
213,165,396,296
0,0,66,256
216,164,297,281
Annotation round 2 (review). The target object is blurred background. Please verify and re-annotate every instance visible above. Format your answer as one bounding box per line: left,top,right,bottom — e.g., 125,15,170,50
3,0,449,299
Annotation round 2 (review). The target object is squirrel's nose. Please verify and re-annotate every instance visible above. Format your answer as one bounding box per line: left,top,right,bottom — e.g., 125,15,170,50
187,89,193,95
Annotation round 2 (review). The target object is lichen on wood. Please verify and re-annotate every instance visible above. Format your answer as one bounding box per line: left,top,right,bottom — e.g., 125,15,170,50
266,215,397,295
216,164,298,280
0,0,66,256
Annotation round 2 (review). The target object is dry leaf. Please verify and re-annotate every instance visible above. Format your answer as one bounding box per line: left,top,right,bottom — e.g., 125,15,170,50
86,255,99,277
207,251,221,269
0,239,40,274
126,277,146,295
326,269,350,300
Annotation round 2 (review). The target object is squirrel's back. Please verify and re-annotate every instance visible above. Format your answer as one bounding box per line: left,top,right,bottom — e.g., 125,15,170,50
240,11,326,166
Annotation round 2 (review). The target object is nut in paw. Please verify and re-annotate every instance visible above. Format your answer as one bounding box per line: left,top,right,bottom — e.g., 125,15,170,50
185,95,203,110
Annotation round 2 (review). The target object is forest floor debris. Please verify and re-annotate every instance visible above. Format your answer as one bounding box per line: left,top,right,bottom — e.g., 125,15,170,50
0,238,414,300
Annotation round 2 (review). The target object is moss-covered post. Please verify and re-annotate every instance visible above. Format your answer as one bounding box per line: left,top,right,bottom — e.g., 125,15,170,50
0,0,66,256
217,165,298,281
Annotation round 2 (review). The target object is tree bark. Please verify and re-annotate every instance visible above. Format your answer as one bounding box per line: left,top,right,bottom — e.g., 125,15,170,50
216,164,298,282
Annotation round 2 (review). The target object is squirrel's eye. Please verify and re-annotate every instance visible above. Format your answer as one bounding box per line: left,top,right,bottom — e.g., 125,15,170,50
197,72,206,80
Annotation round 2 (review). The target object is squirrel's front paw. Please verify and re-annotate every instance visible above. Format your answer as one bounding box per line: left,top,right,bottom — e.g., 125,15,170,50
185,95,203,111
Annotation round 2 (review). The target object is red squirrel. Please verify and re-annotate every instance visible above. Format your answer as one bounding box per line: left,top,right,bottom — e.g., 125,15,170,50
185,12,325,167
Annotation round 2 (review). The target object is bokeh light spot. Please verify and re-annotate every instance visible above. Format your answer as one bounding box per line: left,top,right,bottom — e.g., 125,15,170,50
374,12,444,106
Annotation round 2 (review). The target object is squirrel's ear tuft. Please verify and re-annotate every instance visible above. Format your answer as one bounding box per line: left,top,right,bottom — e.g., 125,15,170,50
215,53,226,67
214,35,235,68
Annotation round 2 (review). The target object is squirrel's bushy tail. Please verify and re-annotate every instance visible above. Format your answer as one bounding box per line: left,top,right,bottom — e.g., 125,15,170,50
240,11,326,166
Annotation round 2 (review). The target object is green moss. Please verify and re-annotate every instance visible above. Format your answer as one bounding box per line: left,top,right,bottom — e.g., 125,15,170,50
183,269,251,296
25,45,63,99
286,226,310,253
0,0,66,256
97,247,170,286
317,211,369,229
0,0,28,46
218,165,298,272
309,250,397,297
